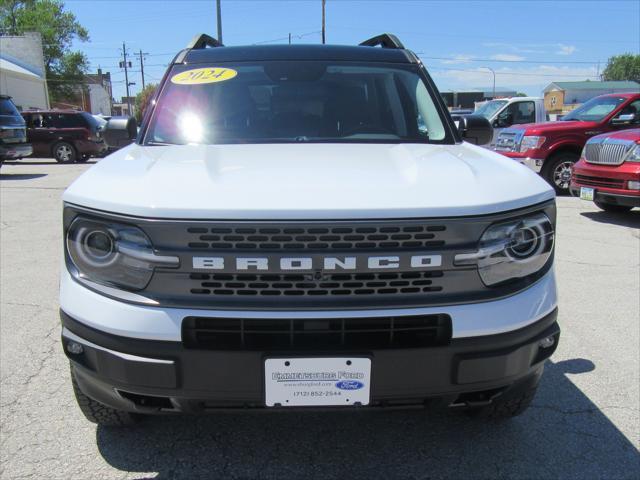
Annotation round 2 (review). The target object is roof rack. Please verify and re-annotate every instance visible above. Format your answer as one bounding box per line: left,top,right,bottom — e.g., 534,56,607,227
186,33,224,49
359,33,405,50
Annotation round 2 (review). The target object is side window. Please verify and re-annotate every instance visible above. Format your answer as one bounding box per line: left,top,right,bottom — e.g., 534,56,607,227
54,114,76,128
40,114,55,128
512,101,535,124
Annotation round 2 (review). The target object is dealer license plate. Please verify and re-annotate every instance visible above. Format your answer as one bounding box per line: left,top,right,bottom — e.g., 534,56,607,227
264,357,371,407
580,187,595,201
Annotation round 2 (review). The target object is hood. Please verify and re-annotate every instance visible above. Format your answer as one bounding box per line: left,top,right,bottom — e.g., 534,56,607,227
590,128,640,143
506,120,600,134
63,142,554,219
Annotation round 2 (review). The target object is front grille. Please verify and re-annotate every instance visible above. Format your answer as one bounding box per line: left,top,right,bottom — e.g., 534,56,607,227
495,132,520,152
574,174,625,189
188,270,444,297
584,141,632,165
182,314,452,350
186,224,446,250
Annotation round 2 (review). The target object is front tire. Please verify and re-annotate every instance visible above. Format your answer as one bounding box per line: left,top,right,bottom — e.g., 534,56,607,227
542,152,579,195
71,368,137,426
53,141,77,163
465,371,541,419
594,201,633,213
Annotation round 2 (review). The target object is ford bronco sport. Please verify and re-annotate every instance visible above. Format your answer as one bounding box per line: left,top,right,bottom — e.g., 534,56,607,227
60,34,559,426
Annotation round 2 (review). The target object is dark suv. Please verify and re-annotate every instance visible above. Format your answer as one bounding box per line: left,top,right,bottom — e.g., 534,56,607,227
21,110,107,163
0,95,32,166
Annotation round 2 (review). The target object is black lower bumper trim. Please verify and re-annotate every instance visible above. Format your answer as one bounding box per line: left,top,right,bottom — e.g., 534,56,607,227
61,308,559,413
571,188,640,208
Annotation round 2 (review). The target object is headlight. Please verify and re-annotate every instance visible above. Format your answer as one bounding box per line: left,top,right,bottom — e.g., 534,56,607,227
66,217,179,290
624,144,640,163
454,212,554,286
519,136,546,153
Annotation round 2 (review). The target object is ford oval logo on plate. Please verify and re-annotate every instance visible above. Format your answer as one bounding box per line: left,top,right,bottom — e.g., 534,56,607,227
336,380,365,390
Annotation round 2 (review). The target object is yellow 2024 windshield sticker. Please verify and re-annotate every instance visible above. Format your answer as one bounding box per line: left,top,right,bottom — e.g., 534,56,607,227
171,67,237,85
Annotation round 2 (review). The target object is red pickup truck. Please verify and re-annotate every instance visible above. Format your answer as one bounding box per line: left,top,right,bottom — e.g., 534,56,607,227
493,93,640,194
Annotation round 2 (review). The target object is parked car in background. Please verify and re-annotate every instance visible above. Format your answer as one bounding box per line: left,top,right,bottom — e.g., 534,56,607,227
21,110,107,163
493,93,640,194
475,97,546,148
570,129,640,212
0,95,32,167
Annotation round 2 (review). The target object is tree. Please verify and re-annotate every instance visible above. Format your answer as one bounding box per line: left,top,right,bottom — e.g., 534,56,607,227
0,0,90,101
134,84,157,123
602,54,640,83
515,92,528,97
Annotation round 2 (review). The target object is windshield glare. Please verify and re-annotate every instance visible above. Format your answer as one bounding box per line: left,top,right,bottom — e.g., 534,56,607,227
145,62,449,145
562,96,627,122
474,100,507,119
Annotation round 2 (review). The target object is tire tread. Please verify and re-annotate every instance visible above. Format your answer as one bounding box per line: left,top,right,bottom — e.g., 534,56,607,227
71,369,137,427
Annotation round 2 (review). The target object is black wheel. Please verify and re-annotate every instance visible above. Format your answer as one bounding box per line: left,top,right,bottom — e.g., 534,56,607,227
71,368,137,426
53,141,77,163
594,201,633,213
542,152,579,195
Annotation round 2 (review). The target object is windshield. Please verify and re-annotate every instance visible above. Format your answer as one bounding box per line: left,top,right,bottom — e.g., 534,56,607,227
0,98,21,117
145,61,449,145
562,96,627,122
474,100,508,119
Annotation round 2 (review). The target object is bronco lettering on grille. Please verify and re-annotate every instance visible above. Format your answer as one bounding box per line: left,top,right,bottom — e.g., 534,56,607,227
192,254,442,272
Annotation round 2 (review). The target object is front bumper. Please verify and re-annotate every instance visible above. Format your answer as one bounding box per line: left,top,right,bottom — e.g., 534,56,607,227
61,308,559,413
0,142,32,160
571,160,640,207
496,151,545,173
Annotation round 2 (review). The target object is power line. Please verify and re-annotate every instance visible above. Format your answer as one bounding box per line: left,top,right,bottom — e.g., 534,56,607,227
416,54,603,65
426,65,598,78
253,30,321,45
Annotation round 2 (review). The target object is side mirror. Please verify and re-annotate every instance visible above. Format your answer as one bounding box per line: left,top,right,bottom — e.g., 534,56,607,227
103,116,137,149
458,115,493,145
611,113,635,125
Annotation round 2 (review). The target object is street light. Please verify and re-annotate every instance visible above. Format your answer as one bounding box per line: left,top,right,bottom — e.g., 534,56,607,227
483,67,496,99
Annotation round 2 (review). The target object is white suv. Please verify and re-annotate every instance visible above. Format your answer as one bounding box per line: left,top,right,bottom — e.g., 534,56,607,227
60,34,559,426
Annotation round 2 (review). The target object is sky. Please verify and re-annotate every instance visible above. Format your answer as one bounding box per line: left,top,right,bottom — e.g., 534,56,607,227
66,0,640,100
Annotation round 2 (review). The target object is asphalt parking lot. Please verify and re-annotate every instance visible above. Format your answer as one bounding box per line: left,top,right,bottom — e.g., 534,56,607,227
1,158,639,480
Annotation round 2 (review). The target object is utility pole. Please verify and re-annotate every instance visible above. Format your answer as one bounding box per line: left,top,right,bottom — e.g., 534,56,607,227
120,42,135,115
136,50,148,90
321,0,326,44
289,33,291,44
216,0,223,43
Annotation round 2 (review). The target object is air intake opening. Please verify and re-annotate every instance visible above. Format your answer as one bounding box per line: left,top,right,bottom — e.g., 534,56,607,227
182,314,452,351
117,391,175,410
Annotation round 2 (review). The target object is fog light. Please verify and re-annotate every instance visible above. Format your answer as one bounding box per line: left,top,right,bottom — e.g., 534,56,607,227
66,341,84,355
538,336,555,349
628,180,640,191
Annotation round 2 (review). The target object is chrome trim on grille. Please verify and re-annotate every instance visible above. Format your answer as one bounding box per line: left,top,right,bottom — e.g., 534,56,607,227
62,328,174,364
584,138,633,166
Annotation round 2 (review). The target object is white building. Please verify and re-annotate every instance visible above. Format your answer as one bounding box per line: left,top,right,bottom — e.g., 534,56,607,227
0,32,50,110
85,69,113,115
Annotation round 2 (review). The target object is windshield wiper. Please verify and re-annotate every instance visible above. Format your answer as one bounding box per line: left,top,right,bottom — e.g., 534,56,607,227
146,141,175,146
